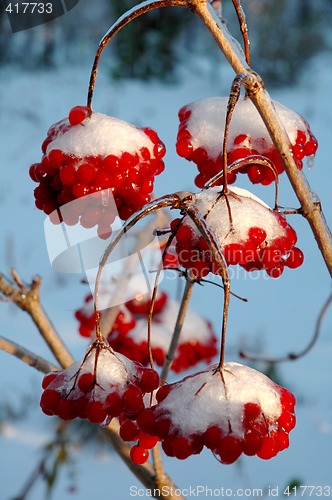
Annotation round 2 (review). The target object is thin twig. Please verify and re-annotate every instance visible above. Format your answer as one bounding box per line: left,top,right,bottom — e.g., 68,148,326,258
239,291,332,364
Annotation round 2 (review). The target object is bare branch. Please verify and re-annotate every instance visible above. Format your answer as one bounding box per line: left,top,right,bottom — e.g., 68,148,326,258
0,272,73,368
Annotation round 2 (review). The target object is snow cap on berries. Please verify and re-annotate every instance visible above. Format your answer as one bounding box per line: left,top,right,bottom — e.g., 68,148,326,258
40,340,160,423
144,362,296,462
47,112,157,158
173,186,303,278
177,96,318,186
30,106,166,235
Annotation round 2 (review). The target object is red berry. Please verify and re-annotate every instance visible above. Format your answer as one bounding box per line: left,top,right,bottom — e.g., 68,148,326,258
256,435,278,460
139,433,159,449
277,430,290,451
156,384,173,403
176,138,193,158
285,247,304,269
243,402,261,423
68,106,88,126
57,399,78,420
77,164,96,184
176,224,194,246
278,411,296,432
48,149,65,168
216,435,243,464
172,436,194,460
266,264,284,278
247,165,265,184
60,164,77,185
248,227,267,246
40,389,61,414
154,417,172,438
42,372,58,389
86,400,107,424
130,445,149,464
279,388,296,411
123,385,144,415
136,408,157,434
77,372,94,393
203,425,224,450
243,428,263,456
120,419,140,442
139,369,160,393
105,391,124,417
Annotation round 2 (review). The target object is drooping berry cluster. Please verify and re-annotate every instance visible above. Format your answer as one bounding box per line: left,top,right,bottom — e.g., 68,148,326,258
172,186,304,279
176,97,318,187
40,340,160,424
134,363,296,463
75,291,218,372
30,106,166,238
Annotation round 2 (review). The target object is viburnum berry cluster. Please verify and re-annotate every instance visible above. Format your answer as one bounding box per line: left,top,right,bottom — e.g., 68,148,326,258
176,96,318,187
75,290,218,372
40,338,160,424
29,105,165,238
133,363,296,463
171,186,304,279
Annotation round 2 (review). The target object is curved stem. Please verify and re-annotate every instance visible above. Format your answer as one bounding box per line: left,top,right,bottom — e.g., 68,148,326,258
87,0,187,112
192,0,332,278
205,154,279,208
232,0,250,66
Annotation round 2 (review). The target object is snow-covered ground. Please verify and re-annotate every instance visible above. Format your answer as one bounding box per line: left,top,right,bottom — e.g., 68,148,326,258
0,37,332,500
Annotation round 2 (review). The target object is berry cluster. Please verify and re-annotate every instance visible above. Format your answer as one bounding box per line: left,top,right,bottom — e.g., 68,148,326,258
176,97,318,187
75,294,136,339
30,106,166,238
134,363,296,463
75,291,217,372
40,340,160,424
172,186,303,279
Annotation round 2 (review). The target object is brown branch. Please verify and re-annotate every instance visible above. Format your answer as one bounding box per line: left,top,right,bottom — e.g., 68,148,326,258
191,0,332,278
0,272,73,368
0,335,59,373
